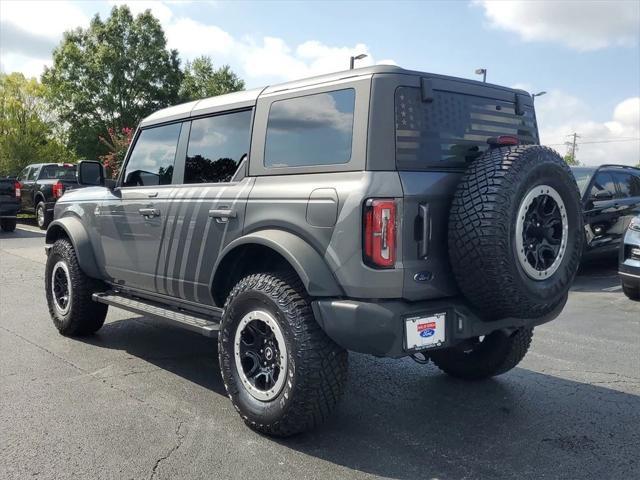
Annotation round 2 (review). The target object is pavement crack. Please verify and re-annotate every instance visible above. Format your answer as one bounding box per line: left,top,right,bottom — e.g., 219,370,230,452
149,421,186,480
0,325,86,374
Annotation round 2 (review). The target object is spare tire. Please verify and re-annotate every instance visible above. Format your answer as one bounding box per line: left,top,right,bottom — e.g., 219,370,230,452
448,145,583,319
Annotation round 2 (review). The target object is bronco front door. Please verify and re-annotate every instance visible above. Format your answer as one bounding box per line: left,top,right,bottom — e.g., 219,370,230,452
99,122,185,292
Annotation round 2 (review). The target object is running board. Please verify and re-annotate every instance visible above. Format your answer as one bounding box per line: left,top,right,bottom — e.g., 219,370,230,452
92,292,220,337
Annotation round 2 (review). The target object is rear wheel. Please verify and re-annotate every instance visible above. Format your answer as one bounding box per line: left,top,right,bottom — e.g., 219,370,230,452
449,145,583,319
430,328,533,380
45,239,108,336
36,201,52,230
218,272,348,437
0,219,16,232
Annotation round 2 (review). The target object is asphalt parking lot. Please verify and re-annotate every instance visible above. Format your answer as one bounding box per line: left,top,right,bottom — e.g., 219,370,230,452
1,223,639,480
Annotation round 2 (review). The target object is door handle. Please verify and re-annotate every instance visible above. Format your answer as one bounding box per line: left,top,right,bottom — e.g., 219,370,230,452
147,191,158,198
417,203,430,258
208,208,237,222
139,208,160,218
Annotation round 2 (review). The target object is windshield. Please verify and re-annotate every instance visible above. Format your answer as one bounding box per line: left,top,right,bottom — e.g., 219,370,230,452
39,165,77,181
570,167,595,196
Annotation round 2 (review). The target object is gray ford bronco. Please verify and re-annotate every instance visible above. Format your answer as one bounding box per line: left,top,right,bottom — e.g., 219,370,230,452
44,66,583,436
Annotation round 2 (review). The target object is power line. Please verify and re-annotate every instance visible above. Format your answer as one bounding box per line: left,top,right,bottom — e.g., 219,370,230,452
544,138,640,146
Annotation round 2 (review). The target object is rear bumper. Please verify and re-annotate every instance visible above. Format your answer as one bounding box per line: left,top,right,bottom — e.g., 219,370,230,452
0,202,20,218
312,295,565,358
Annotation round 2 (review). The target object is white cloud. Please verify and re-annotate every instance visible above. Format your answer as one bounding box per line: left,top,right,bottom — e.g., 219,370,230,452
1,0,89,38
475,0,640,51
0,0,89,73
1,0,395,85
537,93,640,166
165,17,234,57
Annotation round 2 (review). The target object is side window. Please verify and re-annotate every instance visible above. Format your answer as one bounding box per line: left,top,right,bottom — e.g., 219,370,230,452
589,172,616,199
264,89,355,168
613,172,635,198
123,123,182,187
27,167,40,181
18,167,31,182
184,110,252,184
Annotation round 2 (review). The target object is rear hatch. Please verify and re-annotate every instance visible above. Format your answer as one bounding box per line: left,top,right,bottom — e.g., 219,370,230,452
395,77,539,301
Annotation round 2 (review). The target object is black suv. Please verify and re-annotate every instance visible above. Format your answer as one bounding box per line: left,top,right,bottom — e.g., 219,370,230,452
571,165,640,257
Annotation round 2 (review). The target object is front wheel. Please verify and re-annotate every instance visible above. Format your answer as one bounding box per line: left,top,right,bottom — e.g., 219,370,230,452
218,272,348,437
429,328,534,380
622,284,640,301
45,239,108,336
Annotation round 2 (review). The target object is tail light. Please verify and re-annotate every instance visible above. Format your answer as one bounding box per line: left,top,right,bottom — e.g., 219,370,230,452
14,181,21,199
363,198,397,269
52,181,65,199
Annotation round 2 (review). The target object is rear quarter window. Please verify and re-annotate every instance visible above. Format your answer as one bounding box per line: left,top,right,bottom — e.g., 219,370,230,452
395,87,538,169
264,89,355,168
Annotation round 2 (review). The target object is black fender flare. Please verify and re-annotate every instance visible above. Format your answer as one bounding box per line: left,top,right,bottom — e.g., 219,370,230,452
45,217,101,279
214,229,342,297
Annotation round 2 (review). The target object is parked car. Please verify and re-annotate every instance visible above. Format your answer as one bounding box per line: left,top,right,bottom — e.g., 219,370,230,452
16,163,83,229
619,215,640,300
571,165,640,257
44,66,584,436
0,176,20,232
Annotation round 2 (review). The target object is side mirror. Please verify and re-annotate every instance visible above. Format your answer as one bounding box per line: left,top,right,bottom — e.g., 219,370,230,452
593,190,613,201
77,160,106,187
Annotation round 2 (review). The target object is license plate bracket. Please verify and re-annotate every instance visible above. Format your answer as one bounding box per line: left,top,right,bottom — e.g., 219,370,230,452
404,312,446,351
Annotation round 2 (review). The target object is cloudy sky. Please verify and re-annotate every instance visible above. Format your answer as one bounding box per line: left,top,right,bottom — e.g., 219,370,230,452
1,0,638,165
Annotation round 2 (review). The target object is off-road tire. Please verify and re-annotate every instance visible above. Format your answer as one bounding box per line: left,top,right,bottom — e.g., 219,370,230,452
36,201,52,230
219,272,348,437
0,219,16,232
449,145,583,319
45,239,107,336
622,284,640,301
430,327,533,380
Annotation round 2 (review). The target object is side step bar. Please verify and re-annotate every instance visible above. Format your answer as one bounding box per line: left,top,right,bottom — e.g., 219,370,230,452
92,292,220,337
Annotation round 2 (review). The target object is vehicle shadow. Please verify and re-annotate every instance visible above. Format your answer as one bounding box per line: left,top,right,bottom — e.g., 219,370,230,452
81,317,227,396
572,255,621,292
0,228,45,240
80,316,639,479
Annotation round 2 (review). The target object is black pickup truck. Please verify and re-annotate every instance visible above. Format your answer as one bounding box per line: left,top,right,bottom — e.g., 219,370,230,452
0,177,20,232
17,163,82,229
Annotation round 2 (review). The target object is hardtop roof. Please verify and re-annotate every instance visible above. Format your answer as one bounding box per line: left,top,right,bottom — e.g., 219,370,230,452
140,65,531,127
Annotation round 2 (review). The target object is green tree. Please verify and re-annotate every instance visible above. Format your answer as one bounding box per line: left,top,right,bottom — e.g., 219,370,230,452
42,5,182,160
0,73,74,176
180,56,245,101
563,153,579,166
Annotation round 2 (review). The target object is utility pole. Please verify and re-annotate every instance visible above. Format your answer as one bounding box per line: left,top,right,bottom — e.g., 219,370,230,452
564,132,581,165
568,132,580,159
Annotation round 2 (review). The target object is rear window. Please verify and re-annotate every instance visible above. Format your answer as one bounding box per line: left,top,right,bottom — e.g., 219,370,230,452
264,89,355,168
39,165,76,180
395,87,538,169
184,110,252,184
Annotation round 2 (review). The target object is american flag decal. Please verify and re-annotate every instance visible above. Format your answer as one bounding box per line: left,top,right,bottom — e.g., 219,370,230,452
395,87,538,167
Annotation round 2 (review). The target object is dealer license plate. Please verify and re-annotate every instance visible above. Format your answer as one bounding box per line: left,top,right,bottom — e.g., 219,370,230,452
405,313,446,350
